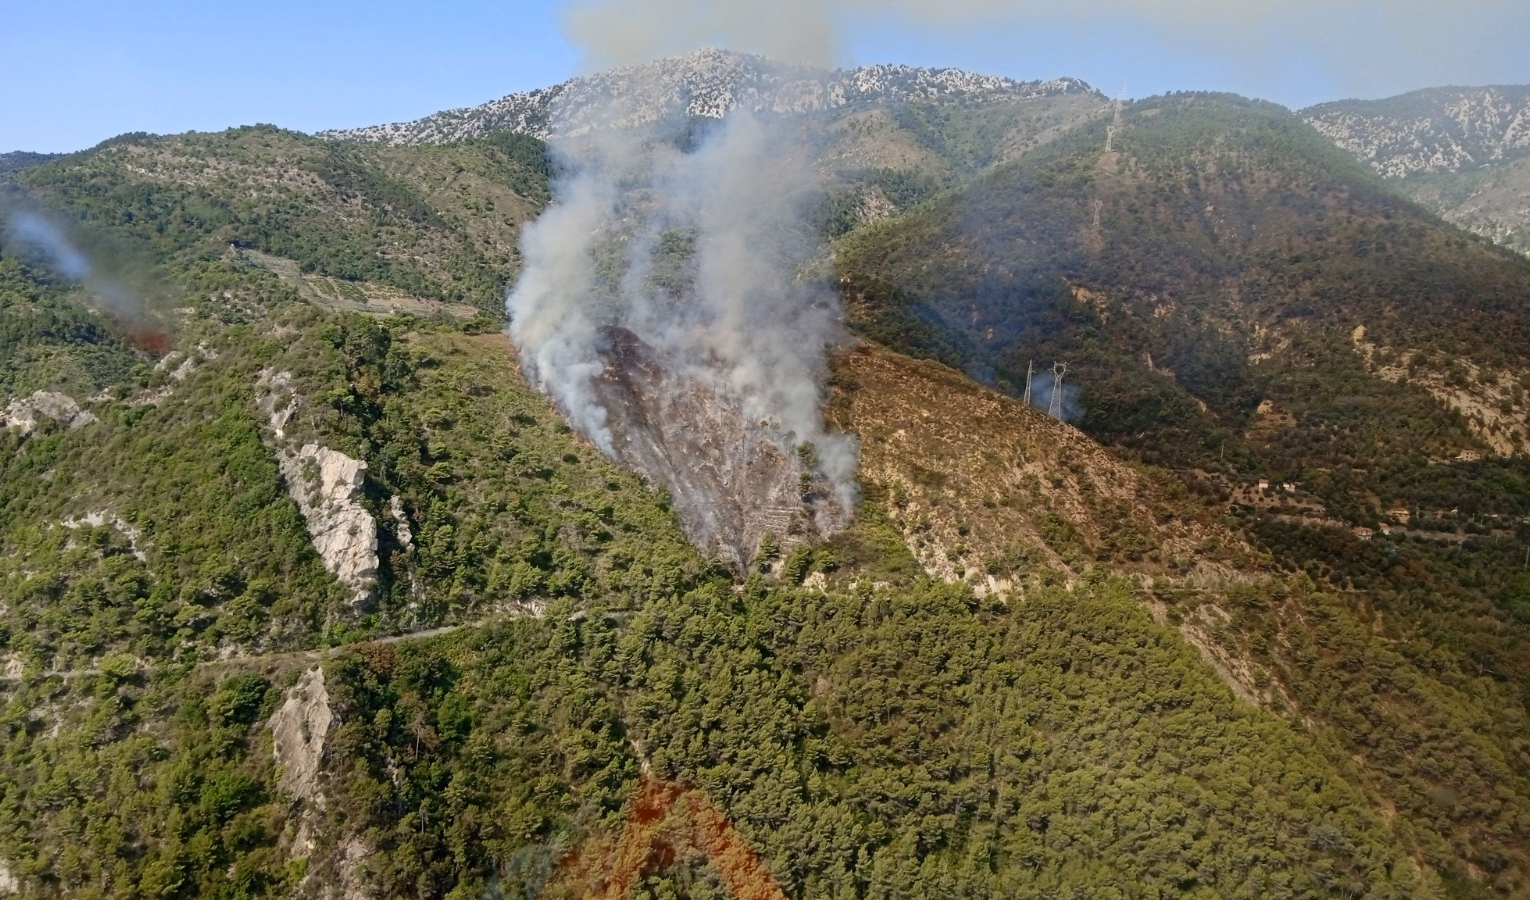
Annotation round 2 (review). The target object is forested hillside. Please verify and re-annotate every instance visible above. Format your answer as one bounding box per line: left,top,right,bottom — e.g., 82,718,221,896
0,81,1527,899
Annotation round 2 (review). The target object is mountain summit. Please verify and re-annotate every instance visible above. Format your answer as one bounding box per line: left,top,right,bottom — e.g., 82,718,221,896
320,48,1098,145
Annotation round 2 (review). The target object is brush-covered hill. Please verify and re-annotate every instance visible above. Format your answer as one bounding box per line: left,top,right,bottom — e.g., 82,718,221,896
0,87,1528,898
1304,85,1530,256
8,125,552,320
837,92,1530,501
836,90,1530,894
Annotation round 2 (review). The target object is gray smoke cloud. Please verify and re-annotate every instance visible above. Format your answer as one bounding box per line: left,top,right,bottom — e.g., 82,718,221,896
1027,369,1082,424
0,201,142,315
507,72,859,543
563,0,1528,100
6,211,91,281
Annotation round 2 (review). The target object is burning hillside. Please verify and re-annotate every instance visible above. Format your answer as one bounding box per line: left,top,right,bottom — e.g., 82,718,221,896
506,63,858,565
592,326,848,567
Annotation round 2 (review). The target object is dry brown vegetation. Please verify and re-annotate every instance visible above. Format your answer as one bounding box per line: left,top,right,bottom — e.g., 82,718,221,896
831,342,1254,592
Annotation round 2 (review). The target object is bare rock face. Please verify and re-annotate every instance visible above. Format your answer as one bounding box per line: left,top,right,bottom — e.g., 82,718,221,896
283,444,378,606
269,667,334,805
593,327,845,569
1,391,97,435
1303,86,1530,256
0,859,18,895
257,371,378,608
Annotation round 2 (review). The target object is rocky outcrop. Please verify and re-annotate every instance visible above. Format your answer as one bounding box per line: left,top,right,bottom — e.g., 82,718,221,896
258,371,378,608
61,510,148,562
0,859,18,895
320,48,1097,145
268,667,379,899
1303,85,1530,256
592,327,848,570
1303,85,1530,179
269,667,334,806
1,391,97,435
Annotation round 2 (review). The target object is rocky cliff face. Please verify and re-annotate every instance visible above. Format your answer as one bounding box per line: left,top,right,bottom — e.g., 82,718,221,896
1303,86,1530,178
320,48,1097,145
257,370,379,609
1303,85,1530,254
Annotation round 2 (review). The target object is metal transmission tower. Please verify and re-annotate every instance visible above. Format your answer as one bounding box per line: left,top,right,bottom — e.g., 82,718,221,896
1104,82,1126,153
1047,362,1069,420
1023,360,1034,407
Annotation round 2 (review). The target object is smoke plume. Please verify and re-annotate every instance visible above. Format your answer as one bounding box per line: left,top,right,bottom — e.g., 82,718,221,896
0,197,146,318
508,63,858,562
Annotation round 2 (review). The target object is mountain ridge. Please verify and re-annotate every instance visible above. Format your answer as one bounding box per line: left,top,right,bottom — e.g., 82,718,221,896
1303,84,1530,254
320,47,1099,145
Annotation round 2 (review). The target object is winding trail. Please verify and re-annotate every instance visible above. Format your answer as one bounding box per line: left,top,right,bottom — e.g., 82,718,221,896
0,604,559,685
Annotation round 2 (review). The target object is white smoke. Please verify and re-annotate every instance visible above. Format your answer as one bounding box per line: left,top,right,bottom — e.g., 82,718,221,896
0,200,143,316
6,210,91,281
507,75,859,515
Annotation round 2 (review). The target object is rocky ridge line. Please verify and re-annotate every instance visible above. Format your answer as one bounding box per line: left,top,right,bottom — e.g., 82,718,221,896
1302,85,1530,178
320,48,1098,145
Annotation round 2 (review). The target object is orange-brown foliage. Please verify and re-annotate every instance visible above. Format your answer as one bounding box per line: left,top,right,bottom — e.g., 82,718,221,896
550,778,786,900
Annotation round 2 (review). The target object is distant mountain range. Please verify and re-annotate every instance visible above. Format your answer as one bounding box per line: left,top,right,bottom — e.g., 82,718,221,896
320,51,1530,259
319,47,1099,144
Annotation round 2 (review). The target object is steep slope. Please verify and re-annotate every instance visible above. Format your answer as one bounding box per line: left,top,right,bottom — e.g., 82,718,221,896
1304,85,1530,255
837,90,1530,895
3,79,1530,898
837,92,1530,498
0,309,1447,898
829,342,1254,587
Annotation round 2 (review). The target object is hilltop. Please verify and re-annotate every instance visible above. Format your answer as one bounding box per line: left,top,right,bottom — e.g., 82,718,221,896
321,47,1098,145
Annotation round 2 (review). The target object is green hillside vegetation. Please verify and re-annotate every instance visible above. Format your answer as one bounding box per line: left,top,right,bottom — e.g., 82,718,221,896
812,93,1107,240
0,258,142,398
834,92,1530,515
835,91,1530,895
0,105,1527,899
10,127,550,318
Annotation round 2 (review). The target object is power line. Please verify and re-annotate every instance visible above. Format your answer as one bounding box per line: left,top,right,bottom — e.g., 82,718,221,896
1048,362,1069,420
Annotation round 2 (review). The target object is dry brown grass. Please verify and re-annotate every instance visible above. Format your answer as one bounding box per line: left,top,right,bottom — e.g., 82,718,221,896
830,342,1252,594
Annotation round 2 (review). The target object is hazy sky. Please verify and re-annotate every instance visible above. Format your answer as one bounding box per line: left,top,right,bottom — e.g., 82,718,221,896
5,0,1529,153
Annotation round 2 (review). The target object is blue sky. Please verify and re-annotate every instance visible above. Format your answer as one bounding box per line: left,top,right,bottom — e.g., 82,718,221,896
5,0,1529,154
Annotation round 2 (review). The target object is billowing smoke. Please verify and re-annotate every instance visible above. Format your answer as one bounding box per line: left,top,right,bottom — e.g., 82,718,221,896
508,67,858,562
